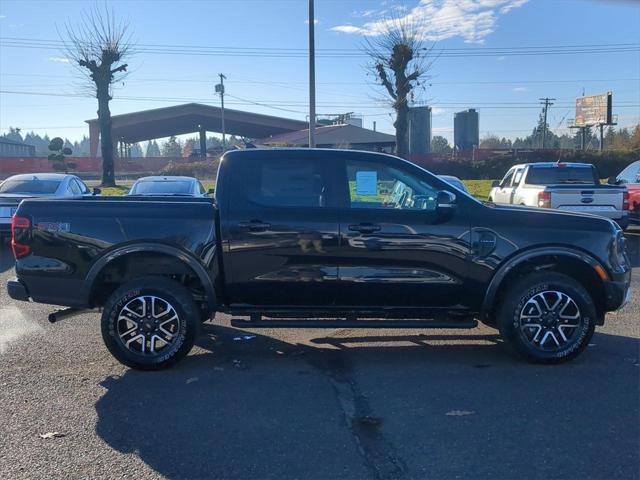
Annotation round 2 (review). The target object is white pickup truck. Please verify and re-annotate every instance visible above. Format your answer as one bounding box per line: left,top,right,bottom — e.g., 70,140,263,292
489,162,629,229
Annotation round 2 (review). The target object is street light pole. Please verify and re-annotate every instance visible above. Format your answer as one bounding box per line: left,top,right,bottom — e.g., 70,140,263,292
308,0,316,148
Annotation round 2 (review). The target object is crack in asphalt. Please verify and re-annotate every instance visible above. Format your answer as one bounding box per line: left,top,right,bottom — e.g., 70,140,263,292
308,351,409,480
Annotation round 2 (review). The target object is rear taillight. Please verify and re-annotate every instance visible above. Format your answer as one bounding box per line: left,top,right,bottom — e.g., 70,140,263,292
622,190,630,211
11,216,31,259
538,191,551,208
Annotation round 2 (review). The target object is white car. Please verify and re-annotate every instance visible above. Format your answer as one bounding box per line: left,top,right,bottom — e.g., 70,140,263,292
0,173,95,241
488,162,629,228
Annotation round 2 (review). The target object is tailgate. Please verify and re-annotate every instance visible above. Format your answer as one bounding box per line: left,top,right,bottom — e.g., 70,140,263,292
550,187,622,215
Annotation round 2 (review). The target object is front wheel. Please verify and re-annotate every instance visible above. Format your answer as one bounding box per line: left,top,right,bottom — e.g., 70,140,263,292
101,276,200,370
497,272,596,364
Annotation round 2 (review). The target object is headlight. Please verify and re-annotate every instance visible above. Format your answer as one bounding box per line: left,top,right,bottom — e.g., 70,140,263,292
609,230,628,270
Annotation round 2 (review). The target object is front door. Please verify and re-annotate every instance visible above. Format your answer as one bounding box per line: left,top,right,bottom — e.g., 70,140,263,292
493,168,515,204
333,155,474,310
221,152,342,308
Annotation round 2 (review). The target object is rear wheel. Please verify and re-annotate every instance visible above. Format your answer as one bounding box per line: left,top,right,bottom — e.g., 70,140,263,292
101,276,200,370
497,272,595,364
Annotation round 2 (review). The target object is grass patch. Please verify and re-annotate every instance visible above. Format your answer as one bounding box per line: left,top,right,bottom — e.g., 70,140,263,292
463,180,494,200
98,185,130,196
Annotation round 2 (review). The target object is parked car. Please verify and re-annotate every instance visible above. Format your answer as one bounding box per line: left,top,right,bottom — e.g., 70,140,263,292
128,176,209,197
0,173,95,241
438,175,469,193
488,162,629,229
7,149,631,370
609,160,640,225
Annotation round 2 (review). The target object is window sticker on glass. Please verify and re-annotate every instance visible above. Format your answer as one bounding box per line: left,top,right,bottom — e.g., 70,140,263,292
356,171,377,195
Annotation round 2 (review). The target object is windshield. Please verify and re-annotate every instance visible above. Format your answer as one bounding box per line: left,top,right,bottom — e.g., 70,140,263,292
130,180,193,195
0,179,61,194
525,166,597,185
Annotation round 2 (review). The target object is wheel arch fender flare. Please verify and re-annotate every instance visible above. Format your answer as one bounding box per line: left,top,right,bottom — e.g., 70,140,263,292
480,246,607,321
84,242,217,312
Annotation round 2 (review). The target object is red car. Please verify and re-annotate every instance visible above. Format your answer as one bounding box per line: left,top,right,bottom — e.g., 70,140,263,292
612,160,640,225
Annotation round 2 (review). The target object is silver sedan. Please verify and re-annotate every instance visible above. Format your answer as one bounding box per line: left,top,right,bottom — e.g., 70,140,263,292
0,173,95,240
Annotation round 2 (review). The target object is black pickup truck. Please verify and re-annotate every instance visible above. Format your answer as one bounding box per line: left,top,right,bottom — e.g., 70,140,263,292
7,149,632,369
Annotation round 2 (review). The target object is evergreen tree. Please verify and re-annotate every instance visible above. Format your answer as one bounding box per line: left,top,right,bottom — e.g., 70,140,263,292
145,140,161,157
129,143,143,157
604,126,616,150
161,136,182,157
430,135,451,153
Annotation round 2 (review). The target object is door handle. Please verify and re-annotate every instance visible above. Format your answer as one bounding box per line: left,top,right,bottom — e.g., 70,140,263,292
238,220,271,232
348,223,381,234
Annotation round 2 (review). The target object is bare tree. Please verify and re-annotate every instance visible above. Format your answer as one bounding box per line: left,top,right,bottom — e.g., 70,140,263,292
62,7,132,187
366,18,433,158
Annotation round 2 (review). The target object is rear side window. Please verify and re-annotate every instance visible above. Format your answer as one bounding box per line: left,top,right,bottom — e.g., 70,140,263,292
0,179,61,194
68,180,81,195
525,166,597,185
236,157,333,208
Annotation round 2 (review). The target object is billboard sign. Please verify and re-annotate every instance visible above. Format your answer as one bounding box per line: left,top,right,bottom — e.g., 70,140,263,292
574,92,612,127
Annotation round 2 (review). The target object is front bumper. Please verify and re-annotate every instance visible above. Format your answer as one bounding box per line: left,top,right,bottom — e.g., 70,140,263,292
7,278,30,302
604,267,632,312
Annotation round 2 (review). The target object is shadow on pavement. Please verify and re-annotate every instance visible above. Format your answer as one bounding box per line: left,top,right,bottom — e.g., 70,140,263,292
0,243,14,274
95,324,640,480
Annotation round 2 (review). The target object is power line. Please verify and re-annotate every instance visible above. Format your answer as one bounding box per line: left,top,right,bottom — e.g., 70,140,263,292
1,37,639,58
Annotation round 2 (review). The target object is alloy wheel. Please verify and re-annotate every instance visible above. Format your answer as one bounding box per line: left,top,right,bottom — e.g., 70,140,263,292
117,296,181,355
519,290,582,351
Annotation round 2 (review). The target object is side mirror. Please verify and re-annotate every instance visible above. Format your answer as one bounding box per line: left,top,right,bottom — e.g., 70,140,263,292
436,190,457,215
607,176,618,185
92,187,102,195
491,180,500,188
207,188,215,195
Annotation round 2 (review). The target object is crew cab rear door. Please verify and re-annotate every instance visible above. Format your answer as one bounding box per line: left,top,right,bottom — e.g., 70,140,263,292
219,152,342,307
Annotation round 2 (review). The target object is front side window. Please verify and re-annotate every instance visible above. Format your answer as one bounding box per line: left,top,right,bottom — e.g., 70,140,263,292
500,169,515,188
346,160,439,211
238,157,332,208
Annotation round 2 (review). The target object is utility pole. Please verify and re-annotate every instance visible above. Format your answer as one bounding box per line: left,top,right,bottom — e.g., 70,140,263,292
216,74,227,150
538,97,555,149
308,0,316,148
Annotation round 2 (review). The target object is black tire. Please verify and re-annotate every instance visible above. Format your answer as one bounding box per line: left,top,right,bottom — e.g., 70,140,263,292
497,272,596,364
101,276,200,370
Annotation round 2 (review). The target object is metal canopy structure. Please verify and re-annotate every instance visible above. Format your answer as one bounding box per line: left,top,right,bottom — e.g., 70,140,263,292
85,103,308,158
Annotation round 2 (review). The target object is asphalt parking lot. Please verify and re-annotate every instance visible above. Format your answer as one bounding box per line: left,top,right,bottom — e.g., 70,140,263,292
0,235,639,480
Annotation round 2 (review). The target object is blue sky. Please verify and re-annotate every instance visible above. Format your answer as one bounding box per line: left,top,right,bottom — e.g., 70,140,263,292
1,0,639,145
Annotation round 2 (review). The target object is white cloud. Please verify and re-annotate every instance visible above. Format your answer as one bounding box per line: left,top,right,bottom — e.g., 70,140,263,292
331,25,364,34
48,57,71,64
496,55,506,61
304,18,319,24
432,107,447,115
331,0,529,44
512,86,529,92
0,15,6,19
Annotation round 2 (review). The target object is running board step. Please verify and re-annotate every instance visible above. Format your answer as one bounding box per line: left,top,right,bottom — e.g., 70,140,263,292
230,319,478,329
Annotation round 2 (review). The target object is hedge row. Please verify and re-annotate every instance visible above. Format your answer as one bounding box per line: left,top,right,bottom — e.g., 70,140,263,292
157,150,638,181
